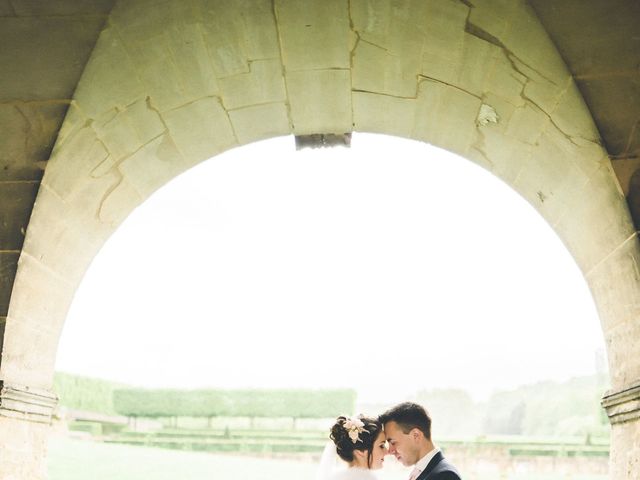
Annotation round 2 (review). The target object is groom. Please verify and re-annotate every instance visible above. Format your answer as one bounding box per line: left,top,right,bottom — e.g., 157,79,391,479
379,402,461,480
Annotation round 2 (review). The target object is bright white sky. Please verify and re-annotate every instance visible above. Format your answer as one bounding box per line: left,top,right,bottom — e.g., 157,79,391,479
55,133,607,403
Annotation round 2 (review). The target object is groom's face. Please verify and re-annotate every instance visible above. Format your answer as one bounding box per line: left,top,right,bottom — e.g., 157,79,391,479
384,421,420,467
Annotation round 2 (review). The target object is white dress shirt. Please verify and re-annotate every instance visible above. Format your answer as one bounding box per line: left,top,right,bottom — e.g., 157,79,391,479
409,447,441,480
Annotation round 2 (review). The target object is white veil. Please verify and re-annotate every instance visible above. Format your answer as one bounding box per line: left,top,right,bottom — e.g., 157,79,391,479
316,441,341,480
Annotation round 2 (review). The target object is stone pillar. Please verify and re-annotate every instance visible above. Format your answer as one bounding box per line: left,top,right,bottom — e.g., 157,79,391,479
0,382,57,480
602,381,640,479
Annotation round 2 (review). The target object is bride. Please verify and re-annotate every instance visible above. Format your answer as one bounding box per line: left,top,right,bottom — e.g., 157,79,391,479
317,415,389,480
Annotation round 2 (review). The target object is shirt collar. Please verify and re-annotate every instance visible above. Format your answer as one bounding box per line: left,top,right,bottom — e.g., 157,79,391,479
413,447,440,474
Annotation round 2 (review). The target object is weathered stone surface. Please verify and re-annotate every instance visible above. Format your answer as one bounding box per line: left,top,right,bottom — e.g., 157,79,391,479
276,0,350,71
0,102,68,182
0,252,19,317
554,161,635,275
0,16,109,101
286,69,352,135
20,184,113,283
587,234,640,378
352,39,421,99
0,182,40,251
351,0,432,98
162,97,237,166
228,103,291,145
219,59,286,110
42,123,110,200
119,133,191,198
352,92,416,138
73,26,146,118
610,410,640,480
514,128,597,227
0,418,49,478
413,80,482,157
10,0,115,16
92,99,166,162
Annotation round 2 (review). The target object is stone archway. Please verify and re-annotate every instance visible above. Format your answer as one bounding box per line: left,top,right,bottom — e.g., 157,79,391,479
1,1,639,478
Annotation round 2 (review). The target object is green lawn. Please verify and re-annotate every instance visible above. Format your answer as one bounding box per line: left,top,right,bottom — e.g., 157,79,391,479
47,435,607,480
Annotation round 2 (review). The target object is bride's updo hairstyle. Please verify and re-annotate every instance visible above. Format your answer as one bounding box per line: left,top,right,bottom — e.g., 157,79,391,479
330,415,382,467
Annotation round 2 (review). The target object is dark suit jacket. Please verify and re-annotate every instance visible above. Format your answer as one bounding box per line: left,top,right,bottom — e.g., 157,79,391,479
415,451,461,480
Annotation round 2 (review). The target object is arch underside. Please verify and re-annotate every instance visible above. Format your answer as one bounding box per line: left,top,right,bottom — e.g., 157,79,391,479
1,1,640,479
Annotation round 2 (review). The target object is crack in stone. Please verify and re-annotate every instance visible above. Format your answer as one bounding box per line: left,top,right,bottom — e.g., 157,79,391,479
145,97,170,132
348,0,360,128
465,20,603,149
470,127,495,169
519,85,600,148
271,0,295,132
96,169,125,225
417,75,483,100
465,21,558,86
352,89,416,101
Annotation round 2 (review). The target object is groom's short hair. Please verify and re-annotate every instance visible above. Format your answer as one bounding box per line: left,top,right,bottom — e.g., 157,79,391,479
379,402,432,440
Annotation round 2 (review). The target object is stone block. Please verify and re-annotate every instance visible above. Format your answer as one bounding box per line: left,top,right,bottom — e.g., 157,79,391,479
501,3,571,87
350,0,431,45
467,127,533,186
0,314,60,389
420,0,468,82
0,101,67,182
42,123,110,200
167,24,220,101
219,59,286,110
0,252,18,317
132,42,187,113
11,0,115,15
467,0,518,44
243,10,281,61
229,103,291,145
20,184,113,283
413,79,481,157
276,0,350,71
92,98,166,161
484,54,527,108
503,102,549,146
6,252,77,336
551,81,602,144
0,181,39,251
119,133,195,198
163,97,237,166
113,0,218,107
456,34,503,97
352,91,416,138
554,162,635,275
199,2,251,77
513,129,596,228
352,38,421,99
126,98,167,146
73,25,146,118
0,16,108,101
286,69,352,135
56,167,142,229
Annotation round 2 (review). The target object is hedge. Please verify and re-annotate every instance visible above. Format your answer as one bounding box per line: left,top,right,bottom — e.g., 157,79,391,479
113,388,356,418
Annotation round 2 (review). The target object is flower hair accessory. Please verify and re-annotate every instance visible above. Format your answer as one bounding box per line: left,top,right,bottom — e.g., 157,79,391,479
343,416,367,443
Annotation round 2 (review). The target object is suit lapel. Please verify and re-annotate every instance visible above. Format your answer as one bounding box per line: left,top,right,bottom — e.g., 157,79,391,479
416,451,444,480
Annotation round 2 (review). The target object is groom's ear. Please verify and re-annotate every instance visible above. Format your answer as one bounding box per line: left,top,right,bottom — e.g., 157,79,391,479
410,428,423,442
